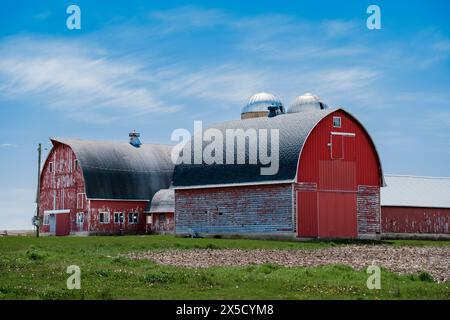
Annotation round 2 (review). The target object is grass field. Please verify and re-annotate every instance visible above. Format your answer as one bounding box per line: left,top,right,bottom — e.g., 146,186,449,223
0,235,448,300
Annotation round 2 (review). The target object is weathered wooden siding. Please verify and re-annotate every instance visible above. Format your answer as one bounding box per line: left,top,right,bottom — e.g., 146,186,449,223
381,206,450,234
147,212,175,233
39,142,86,234
357,186,381,235
39,142,149,235
88,200,148,234
175,184,294,235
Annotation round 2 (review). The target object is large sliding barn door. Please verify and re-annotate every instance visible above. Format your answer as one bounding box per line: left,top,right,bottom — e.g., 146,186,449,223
318,132,357,238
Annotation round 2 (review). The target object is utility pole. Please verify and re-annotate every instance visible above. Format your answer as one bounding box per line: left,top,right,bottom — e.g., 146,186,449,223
35,143,42,238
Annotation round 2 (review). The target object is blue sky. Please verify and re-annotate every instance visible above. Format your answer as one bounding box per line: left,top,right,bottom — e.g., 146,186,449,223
0,1,449,229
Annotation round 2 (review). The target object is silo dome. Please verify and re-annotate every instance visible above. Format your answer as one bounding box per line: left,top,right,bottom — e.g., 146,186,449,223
241,92,284,119
288,93,328,113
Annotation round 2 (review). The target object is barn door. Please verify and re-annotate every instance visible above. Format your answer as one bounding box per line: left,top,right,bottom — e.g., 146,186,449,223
317,131,357,238
330,132,356,161
318,191,357,238
297,190,318,237
331,135,344,159
49,215,56,234
56,213,70,236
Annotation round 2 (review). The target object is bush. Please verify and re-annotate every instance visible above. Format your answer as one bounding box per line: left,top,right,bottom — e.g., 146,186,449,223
25,246,45,261
418,271,434,282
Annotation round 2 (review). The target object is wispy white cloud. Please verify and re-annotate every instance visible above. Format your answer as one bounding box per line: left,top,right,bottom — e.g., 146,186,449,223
0,36,174,123
150,6,229,32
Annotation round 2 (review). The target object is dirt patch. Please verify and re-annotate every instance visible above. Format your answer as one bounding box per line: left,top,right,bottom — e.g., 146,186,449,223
125,245,450,282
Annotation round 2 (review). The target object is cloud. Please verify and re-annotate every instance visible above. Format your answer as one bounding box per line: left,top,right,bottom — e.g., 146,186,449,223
0,36,174,123
150,6,229,32
0,7,448,127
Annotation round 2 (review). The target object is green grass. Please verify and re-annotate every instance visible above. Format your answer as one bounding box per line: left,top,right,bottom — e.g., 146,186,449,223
0,235,448,300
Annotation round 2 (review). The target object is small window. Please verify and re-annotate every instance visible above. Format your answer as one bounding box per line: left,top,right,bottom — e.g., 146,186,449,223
99,211,110,224
114,212,124,224
43,214,49,225
76,193,85,209
128,212,139,224
333,116,342,128
76,212,84,224
147,214,153,224
74,159,79,171
49,162,54,173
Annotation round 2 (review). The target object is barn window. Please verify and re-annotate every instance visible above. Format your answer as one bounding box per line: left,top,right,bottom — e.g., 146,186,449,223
333,116,342,128
49,162,54,173
114,212,124,224
43,214,49,225
147,214,153,224
77,193,85,209
128,212,139,224
99,211,110,224
74,159,79,170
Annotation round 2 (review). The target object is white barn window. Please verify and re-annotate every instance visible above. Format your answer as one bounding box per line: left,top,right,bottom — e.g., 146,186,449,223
99,211,110,224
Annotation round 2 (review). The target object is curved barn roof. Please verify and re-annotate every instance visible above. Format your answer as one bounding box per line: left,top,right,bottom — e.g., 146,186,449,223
173,108,384,188
147,189,175,213
51,138,174,200
174,109,336,187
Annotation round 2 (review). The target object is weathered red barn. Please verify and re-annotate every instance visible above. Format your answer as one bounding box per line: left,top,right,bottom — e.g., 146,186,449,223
39,136,173,236
381,175,450,238
173,93,384,239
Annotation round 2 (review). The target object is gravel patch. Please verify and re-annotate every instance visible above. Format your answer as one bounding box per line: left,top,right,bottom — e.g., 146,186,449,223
125,245,450,282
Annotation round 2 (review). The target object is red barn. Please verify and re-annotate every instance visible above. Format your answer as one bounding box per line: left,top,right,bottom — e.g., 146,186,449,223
173,93,384,239
39,136,173,236
381,175,450,238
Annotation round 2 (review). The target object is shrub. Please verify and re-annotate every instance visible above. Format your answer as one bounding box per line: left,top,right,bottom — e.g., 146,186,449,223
418,271,434,282
25,246,45,261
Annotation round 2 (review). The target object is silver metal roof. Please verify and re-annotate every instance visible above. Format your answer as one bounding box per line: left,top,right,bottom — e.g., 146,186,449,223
173,108,384,187
288,93,328,113
148,189,174,213
51,138,174,200
381,175,450,208
241,92,284,114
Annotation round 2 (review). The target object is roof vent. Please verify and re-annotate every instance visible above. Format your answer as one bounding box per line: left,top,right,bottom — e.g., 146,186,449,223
241,92,284,119
129,131,142,148
267,104,279,118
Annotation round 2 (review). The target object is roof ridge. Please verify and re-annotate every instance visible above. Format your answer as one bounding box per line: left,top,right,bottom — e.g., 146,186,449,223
51,137,173,147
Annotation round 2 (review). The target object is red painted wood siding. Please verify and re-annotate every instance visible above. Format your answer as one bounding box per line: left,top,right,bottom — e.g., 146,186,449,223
89,200,148,234
39,142,149,235
296,110,382,238
381,206,450,234
147,212,175,233
39,142,86,234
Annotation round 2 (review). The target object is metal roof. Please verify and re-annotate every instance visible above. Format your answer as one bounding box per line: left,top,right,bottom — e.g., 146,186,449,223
381,175,450,208
147,189,174,213
241,92,285,114
173,108,336,187
51,138,174,200
288,93,328,113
